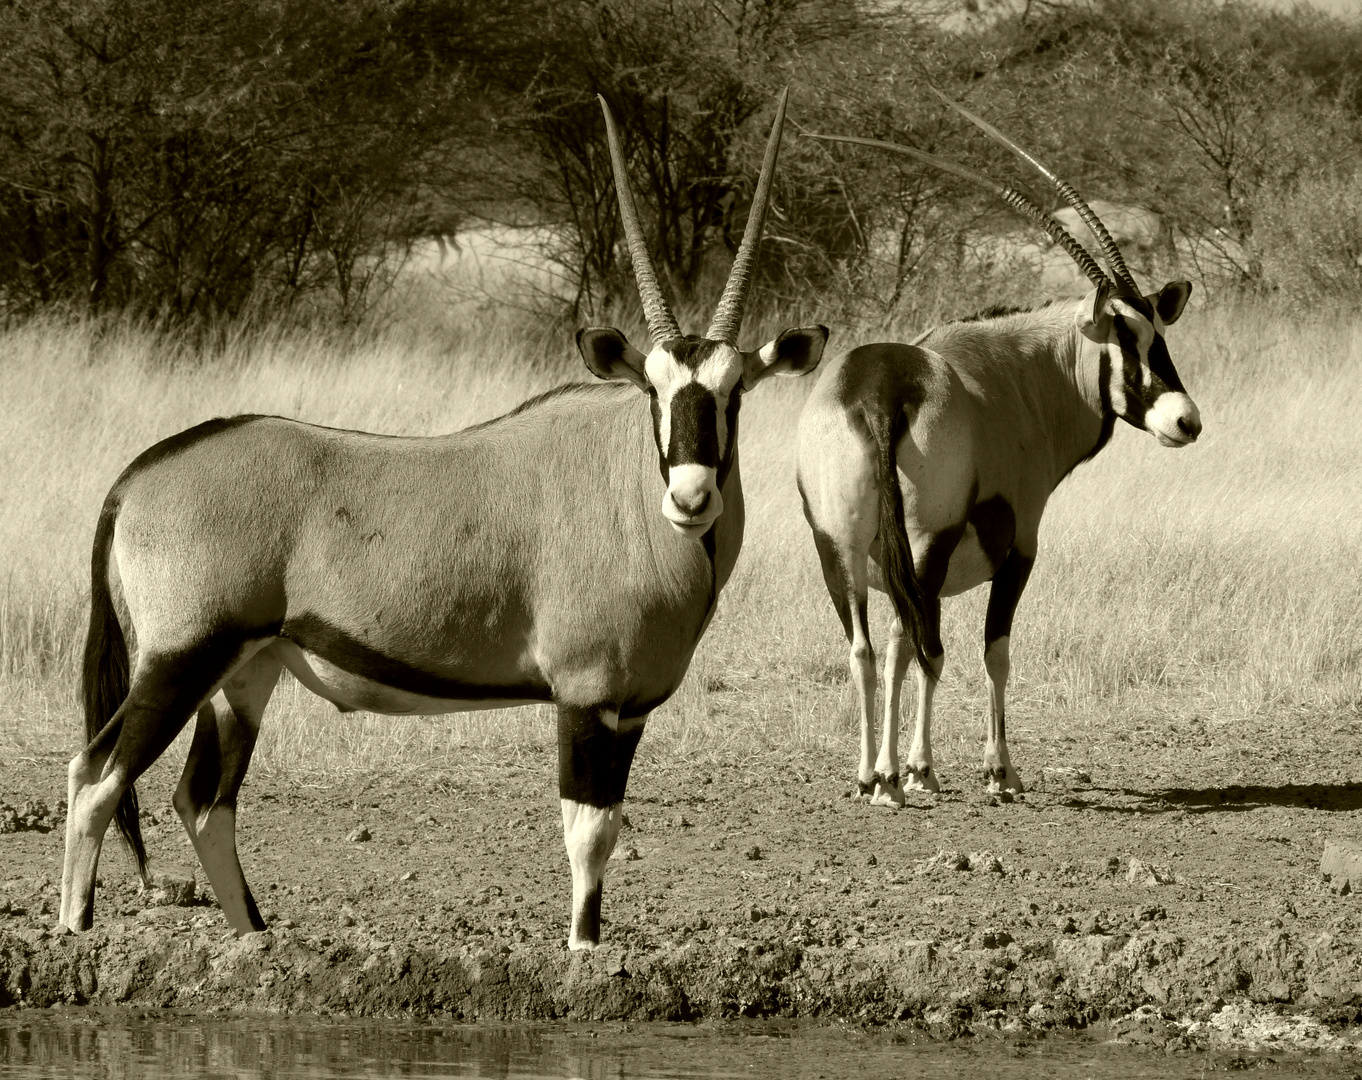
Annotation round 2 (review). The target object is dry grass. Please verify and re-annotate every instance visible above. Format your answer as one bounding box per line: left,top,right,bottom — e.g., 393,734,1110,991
2,281,1360,790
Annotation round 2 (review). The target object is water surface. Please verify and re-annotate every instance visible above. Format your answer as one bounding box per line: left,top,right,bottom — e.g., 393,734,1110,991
0,1013,1356,1079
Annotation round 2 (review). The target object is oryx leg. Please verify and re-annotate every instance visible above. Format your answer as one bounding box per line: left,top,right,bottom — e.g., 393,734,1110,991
982,549,1034,794
872,616,911,805
903,597,945,792
558,704,646,950
60,640,240,931
173,644,282,934
901,530,957,793
810,530,889,804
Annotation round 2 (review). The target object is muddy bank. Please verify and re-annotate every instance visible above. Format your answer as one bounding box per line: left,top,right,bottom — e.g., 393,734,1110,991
2,917,1361,1054
3,744,1361,1051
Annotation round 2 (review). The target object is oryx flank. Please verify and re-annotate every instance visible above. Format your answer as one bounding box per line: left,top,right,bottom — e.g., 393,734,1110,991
59,89,828,949
799,92,1200,806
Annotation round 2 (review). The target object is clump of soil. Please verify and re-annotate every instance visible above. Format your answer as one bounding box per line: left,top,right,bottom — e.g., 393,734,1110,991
2,745,1360,1053
0,800,61,834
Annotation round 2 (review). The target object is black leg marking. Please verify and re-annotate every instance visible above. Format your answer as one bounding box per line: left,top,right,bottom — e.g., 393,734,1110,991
984,549,1036,647
91,635,258,795
916,528,960,659
558,708,646,808
578,881,603,944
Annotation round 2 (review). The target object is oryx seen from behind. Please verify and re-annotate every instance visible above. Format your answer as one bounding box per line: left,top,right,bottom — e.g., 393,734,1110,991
799,92,1200,805
60,89,828,949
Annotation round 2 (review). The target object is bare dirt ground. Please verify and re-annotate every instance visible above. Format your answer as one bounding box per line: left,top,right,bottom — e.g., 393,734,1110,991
2,711,1361,1055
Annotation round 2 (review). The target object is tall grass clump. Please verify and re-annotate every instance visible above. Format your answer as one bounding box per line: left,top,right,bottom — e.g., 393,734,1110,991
2,282,1360,785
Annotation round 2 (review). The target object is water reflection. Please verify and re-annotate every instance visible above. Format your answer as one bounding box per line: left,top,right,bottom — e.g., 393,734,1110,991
0,1012,1352,1079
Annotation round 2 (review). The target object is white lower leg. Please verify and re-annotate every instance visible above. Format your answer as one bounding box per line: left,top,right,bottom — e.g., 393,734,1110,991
871,621,910,807
59,755,124,931
177,800,261,934
905,654,943,792
561,799,622,951
983,636,1022,793
851,631,877,793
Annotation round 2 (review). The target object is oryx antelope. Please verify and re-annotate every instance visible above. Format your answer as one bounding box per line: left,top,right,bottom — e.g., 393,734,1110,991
799,93,1200,805
59,89,827,949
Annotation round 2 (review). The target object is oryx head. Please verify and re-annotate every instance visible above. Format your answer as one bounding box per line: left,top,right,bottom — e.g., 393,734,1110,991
804,89,1201,450
578,89,828,538
1077,279,1199,448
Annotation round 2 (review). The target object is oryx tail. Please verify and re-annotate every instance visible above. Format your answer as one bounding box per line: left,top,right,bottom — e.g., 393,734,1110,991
866,403,930,671
81,495,146,881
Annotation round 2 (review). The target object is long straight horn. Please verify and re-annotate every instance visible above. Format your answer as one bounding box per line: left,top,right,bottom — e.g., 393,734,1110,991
598,95,682,344
929,86,1140,294
803,132,1113,291
706,87,789,345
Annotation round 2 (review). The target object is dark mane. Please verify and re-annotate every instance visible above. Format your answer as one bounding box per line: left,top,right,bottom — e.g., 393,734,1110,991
954,299,1057,325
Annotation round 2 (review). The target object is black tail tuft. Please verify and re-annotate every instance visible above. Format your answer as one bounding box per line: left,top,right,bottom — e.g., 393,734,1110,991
865,407,931,670
81,499,147,883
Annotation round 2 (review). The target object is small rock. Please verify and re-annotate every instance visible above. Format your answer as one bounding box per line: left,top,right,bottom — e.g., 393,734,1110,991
620,814,633,829
146,872,195,907
400,871,417,882
347,827,371,843
622,846,641,862
339,913,357,927
1079,910,1107,935
748,907,765,923
745,845,763,861
1054,915,1078,934
1126,858,1175,887
1321,839,1362,895
866,854,878,867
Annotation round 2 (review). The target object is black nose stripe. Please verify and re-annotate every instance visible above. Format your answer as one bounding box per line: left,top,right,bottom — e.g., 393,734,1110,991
667,382,719,467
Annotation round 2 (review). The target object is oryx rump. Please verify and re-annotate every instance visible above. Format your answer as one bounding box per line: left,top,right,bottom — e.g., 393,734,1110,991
799,92,1200,806
60,89,827,950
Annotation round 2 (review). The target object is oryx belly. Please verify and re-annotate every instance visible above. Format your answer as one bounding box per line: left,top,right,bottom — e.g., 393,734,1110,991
272,639,548,716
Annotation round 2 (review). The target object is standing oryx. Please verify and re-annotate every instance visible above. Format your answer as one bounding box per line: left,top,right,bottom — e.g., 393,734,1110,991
59,89,828,949
799,93,1200,805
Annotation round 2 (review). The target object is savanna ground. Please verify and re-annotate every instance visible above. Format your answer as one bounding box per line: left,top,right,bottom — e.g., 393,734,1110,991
1,269,1361,1055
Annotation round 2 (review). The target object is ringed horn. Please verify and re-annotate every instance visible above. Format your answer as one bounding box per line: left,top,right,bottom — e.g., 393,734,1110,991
804,89,1143,296
597,87,789,345
925,86,1140,295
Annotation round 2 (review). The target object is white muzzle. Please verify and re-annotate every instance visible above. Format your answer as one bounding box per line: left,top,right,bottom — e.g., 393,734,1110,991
662,464,723,537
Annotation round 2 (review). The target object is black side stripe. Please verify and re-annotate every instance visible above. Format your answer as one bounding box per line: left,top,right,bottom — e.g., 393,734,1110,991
281,613,552,703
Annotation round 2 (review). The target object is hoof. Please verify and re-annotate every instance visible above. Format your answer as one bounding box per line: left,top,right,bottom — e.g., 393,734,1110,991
904,764,940,794
567,936,598,952
855,778,875,801
985,769,1024,795
869,772,905,808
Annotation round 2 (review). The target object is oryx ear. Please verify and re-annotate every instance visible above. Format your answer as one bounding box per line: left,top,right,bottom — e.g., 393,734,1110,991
743,325,829,389
1076,283,1114,344
577,328,648,389
1152,280,1192,326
